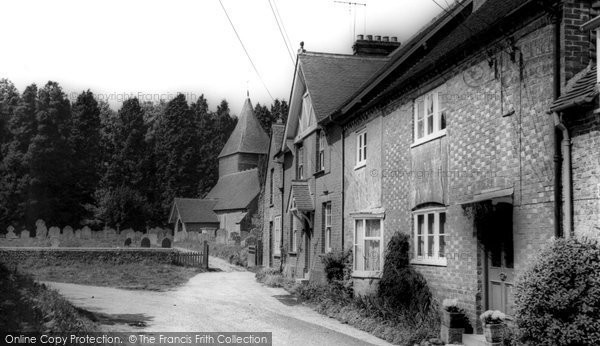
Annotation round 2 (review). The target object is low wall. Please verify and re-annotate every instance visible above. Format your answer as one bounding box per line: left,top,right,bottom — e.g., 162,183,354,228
0,247,177,266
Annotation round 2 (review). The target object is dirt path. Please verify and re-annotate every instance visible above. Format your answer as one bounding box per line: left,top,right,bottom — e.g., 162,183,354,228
46,257,391,346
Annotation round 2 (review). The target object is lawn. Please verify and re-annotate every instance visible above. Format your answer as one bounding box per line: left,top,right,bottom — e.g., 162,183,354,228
1,254,205,291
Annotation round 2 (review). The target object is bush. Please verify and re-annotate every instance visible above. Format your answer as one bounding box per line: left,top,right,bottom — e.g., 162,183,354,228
378,232,436,321
322,249,352,283
514,237,600,345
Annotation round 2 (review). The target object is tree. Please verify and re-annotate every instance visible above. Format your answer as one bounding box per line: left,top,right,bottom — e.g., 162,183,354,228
0,79,20,160
270,99,288,125
69,91,101,223
154,94,202,214
27,81,74,226
254,102,273,134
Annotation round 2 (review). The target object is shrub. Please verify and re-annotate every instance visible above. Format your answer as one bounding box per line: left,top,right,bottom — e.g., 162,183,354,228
378,232,436,321
514,237,600,345
321,249,352,283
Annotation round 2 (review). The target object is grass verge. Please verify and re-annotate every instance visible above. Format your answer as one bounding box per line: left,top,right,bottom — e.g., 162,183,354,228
0,262,98,332
2,256,203,291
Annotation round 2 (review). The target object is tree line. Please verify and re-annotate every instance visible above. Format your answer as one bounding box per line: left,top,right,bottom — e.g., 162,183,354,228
0,79,288,232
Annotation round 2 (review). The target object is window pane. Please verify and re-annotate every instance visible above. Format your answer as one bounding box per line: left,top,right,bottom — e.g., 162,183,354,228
439,235,445,258
427,214,434,234
364,240,381,271
439,212,446,234
440,110,447,130
428,235,435,256
363,134,367,160
417,215,424,235
418,119,424,138
427,95,434,116
365,219,380,237
427,114,434,135
417,100,424,120
418,235,423,257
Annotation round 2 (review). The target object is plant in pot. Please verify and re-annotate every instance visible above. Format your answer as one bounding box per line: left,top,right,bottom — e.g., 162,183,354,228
441,298,463,328
480,310,506,343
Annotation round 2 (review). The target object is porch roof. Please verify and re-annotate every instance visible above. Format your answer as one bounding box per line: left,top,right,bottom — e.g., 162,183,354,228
457,188,513,205
549,64,598,113
288,181,314,212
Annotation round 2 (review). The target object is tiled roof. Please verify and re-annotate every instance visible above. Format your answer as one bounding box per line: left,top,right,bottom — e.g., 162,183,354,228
169,198,219,224
298,52,388,122
337,0,539,115
205,168,260,211
289,181,314,212
550,64,598,113
219,98,270,158
271,124,285,158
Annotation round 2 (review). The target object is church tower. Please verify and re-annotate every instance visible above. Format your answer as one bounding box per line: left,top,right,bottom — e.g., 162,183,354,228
217,98,269,177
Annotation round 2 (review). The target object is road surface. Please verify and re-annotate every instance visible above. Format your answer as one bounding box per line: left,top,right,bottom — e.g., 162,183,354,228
46,257,391,346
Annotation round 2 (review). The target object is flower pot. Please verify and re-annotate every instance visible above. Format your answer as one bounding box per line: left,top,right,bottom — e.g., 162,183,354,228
442,311,463,328
484,323,505,343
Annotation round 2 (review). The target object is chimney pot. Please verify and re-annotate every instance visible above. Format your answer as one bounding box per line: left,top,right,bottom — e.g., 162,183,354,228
357,34,364,40
366,34,373,40
374,35,381,41
391,36,398,42
382,36,389,42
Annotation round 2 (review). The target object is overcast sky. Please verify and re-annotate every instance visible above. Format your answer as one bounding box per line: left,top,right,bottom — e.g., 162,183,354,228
0,0,447,114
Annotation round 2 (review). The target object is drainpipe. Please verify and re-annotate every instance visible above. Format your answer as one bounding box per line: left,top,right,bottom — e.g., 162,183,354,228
341,128,345,250
554,113,573,238
552,4,564,238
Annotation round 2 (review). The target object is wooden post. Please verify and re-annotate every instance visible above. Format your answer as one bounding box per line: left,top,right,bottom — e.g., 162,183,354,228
203,241,209,269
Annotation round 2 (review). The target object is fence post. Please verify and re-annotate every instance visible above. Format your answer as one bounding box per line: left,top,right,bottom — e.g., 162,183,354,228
203,240,209,269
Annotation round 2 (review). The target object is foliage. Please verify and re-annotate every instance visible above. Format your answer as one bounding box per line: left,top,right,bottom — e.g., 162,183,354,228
96,186,149,231
321,248,353,283
480,310,506,325
442,298,460,313
0,262,97,332
378,232,435,320
514,237,600,346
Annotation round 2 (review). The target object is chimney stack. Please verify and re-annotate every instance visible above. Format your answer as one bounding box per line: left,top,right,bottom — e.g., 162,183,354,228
353,34,401,57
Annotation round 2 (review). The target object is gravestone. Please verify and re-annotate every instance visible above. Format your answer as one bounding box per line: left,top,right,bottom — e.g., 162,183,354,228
161,238,171,248
50,238,60,248
148,234,158,246
48,226,61,239
81,226,92,240
6,226,17,239
156,229,166,240
62,226,74,239
20,230,30,239
140,237,151,248
74,229,82,239
124,238,132,247
124,229,135,241
134,231,143,241
35,220,47,238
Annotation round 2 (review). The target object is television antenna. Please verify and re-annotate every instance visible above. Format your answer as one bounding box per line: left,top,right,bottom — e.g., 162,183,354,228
334,1,367,40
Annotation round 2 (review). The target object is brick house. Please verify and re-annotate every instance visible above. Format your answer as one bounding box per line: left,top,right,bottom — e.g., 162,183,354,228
328,0,597,334
262,47,393,281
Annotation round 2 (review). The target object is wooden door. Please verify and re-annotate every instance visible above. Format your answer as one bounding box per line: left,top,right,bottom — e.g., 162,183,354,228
486,203,515,315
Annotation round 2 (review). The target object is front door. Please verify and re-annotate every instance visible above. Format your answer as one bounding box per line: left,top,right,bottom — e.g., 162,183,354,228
304,230,311,275
486,202,515,315
268,221,273,267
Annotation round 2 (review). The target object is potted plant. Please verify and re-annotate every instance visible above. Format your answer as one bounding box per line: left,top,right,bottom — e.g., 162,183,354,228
441,298,463,328
480,310,506,343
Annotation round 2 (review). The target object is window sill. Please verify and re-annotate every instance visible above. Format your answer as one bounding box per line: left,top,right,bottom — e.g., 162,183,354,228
411,129,447,148
314,170,325,178
354,162,366,170
352,270,382,279
410,258,447,267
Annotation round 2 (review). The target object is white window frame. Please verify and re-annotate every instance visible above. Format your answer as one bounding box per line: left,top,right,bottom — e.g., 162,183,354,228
355,129,367,168
296,145,304,179
325,203,332,252
411,207,447,266
273,216,281,256
318,130,326,172
412,88,447,146
291,215,298,252
353,217,384,277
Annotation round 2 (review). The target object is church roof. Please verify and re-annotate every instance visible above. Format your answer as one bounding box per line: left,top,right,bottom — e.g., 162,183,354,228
218,98,270,158
168,198,219,224
205,168,261,211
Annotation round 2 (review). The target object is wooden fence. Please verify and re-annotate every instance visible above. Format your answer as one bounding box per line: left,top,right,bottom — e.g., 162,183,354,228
173,241,209,269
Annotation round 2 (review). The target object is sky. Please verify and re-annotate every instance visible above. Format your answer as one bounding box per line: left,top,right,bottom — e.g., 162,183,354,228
0,0,447,114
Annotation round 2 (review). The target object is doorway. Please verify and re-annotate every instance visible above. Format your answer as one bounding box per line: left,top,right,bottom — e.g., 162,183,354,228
483,202,514,315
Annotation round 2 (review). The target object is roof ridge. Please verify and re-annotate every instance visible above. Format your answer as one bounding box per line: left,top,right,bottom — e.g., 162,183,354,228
301,51,389,61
